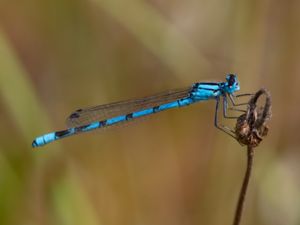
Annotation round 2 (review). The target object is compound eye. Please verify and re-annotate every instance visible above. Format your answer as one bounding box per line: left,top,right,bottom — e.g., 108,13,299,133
228,74,235,87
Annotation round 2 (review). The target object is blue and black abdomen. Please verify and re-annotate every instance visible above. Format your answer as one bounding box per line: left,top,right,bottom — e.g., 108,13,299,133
32,94,195,147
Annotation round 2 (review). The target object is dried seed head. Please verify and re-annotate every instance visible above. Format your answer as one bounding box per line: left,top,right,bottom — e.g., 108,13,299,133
235,89,271,148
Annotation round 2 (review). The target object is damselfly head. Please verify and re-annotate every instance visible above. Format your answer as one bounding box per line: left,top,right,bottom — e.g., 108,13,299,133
225,74,240,93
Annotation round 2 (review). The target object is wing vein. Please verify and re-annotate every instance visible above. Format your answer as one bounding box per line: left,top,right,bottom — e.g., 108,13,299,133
66,86,193,127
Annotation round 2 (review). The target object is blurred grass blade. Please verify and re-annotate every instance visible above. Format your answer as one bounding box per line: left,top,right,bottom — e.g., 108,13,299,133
0,29,52,147
0,150,22,224
92,0,212,79
52,170,101,225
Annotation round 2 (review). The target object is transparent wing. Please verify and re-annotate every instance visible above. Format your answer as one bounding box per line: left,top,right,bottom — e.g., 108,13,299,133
66,86,193,127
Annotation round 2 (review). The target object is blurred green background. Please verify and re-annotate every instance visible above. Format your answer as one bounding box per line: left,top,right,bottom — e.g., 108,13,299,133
1,0,300,225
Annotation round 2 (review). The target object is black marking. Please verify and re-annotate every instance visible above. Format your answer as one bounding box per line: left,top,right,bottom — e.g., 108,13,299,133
55,130,70,137
193,83,200,88
126,113,133,120
100,120,107,126
32,140,37,147
177,99,181,107
69,109,83,119
198,87,219,91
69,112,80,119
153,106,160,113
199,82,219,86
228,74,236,87
193,82,219,90
193,83,221,92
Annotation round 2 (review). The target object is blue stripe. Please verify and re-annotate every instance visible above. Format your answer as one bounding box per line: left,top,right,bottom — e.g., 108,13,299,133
106,115,127,125
78,122,101,132
132,108,155,118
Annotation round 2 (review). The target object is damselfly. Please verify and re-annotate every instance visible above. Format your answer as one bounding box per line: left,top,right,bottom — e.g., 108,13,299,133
32,74,245,147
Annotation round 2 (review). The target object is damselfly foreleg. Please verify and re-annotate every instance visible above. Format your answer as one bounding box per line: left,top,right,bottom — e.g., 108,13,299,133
214,97,236,138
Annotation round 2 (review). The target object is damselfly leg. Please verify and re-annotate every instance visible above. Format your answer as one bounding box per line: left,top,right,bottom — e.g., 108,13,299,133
214,93,253,139
222,95,240,119
214,96,236,138
229,93,253,106
227,93,254,112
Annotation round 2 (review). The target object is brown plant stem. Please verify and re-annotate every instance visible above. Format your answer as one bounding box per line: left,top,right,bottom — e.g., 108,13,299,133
232,88,271,225
232,145,254,225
